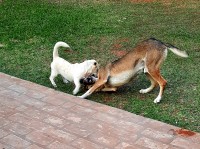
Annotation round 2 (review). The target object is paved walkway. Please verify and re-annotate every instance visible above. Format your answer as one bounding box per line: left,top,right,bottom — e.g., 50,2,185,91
0,72,200,149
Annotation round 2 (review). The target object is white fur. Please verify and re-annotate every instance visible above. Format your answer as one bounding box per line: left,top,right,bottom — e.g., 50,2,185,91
168,47,188,58
109,60,144,86
49,41,98,95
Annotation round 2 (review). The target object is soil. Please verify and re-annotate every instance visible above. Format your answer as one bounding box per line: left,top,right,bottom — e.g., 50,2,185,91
175,129,196,137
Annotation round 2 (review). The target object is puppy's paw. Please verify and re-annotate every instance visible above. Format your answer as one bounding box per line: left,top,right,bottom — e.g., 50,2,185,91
53,84,57,88
73,90,79,95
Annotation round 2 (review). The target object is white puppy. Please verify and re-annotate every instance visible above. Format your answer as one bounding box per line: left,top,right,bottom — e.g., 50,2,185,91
49,41,98,95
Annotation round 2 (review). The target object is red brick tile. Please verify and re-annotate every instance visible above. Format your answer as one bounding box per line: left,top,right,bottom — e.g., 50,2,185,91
187,133,200,144
41,104,57,113
1,134,31,148
171,128,200,144
0,96,21,108
141,128,174,143
42,128,77,144
0,105,16,117
48,141,76,149
23,108,50,120
156,123,180,134
8,84,27,93
43,115,66,128
87,131,119,148
63,94,96,107
171,137,200,149
41,96,67,106
0,78,13,88
25,89,46,99
62,111,89,124
90,102,113,112
0,142,15,149
0,117,10,128
115,142,144,149
26,144,44,149
0,89,20,99
108,128,138,144
81,119,138,145
71,138,104,149
79,118,113,133
123,115,151,126
102,107,137,120
113,119,144,134
166,145,181,149
135,137,169,149
26,131,54,146
0,86,5,91
92,112,119,124
3,122,33,136
41,88,60,97
64,122,93,137
27,119,54,131
69,105,97,116
47,107,69,118
62,102,76,109
145,119,165,129
19,81,50,93
15,94,46,108
16,105,29,112
0,128,9,138
8,113,32,125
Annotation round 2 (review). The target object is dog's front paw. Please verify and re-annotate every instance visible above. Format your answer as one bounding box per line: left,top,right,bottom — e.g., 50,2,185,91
139,89,148,94
73,90,78,95
154,96,161,103
77,96,84,99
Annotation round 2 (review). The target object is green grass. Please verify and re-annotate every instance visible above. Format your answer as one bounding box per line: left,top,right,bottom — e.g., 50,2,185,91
0,0,200,132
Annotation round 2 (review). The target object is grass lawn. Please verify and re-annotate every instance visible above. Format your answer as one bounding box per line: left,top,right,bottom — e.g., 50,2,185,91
0,0,200,132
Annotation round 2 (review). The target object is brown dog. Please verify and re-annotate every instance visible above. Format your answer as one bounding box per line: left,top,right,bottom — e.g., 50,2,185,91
79,38,188,103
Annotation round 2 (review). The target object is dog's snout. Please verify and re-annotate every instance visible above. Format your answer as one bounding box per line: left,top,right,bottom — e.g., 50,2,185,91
94,62,97,66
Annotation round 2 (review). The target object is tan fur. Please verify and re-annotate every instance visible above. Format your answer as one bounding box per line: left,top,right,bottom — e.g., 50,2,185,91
79,38,188,103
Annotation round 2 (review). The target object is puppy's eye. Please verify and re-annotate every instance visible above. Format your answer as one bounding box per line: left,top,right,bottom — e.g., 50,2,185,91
94,62,97,66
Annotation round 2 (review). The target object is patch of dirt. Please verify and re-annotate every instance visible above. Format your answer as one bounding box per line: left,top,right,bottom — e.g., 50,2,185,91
169,129,196,137
64,49,73,53
129,0,200,8
129,0,156,3
110,38,129,57
175,129,196,137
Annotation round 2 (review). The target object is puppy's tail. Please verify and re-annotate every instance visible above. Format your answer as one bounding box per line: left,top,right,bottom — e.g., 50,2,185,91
168,47,188,58
53,41,70,59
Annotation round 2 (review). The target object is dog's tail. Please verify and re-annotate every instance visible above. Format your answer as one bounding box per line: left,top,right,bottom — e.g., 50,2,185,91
53,41,70,59
168,47,188,58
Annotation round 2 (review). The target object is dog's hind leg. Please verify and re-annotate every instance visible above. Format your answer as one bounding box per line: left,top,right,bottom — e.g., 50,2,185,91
139,73,158,94
148,70,167,103
49,69,58,87
62,77,69,84
101,87,117,92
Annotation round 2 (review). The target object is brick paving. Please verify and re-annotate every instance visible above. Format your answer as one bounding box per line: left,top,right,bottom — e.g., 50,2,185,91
0,72,200,149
